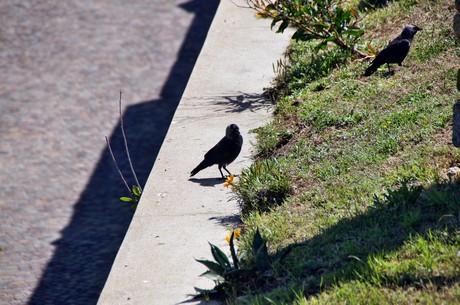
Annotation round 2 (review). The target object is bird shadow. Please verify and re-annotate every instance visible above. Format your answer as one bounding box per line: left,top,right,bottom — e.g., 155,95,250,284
382,69,396,77
358,0,394,11
188,177,226,187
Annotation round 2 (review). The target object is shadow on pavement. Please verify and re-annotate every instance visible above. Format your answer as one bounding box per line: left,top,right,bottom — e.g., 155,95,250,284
209,214,242,228
28,1,220,304
188,177,225,187
215,92,272,113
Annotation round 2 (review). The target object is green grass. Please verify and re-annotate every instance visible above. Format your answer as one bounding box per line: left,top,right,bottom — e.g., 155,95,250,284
229,0,460,304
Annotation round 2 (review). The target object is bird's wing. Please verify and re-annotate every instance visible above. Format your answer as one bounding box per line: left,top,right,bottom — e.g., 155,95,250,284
204,137,240,164
203,137,228,161
374,39,410,65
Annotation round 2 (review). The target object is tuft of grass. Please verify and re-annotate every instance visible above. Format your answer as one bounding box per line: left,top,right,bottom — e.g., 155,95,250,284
231,0,460,303
233,159,293,216
286,43,353,92
251,122,294,158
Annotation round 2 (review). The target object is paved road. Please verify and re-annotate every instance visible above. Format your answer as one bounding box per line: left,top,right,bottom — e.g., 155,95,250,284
0,1,219,304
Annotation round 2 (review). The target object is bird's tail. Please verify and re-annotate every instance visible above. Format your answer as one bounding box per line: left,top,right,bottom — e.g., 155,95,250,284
190,159,211,177
364,63,378,76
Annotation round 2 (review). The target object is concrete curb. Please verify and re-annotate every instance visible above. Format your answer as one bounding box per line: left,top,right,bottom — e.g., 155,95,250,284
97,1,291,304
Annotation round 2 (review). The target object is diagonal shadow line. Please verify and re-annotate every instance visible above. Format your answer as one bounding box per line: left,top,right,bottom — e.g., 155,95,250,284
28,1,220,304
265,180,460,298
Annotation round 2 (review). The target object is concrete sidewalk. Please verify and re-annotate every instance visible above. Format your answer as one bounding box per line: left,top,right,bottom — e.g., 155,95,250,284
97,1,291,304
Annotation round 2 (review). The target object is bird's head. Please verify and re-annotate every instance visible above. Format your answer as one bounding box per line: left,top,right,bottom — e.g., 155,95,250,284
401,25,422,39
226,124,241,138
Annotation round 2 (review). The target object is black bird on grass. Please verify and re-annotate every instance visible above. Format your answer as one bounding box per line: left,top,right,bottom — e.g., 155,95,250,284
364,25,422,76
190,124,243,179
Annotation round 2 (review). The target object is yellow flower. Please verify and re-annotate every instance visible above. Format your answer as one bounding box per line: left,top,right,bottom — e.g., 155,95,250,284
223,174,234,188
225,228,242,244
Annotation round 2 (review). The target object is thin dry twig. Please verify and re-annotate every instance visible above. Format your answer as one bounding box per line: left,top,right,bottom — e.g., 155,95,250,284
229,0,252,9
106,136,133,196
118,90,141,190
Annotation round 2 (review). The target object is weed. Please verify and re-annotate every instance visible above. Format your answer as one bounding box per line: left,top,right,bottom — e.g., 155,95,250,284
106,90,142,208
195,229,292,302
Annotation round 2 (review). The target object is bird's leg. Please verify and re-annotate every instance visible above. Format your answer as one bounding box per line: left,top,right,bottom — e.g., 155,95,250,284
223,166,232,176
385,63,395,76
218,166,226,180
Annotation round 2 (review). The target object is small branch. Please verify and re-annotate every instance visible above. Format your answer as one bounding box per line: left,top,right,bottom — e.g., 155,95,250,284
106,136,133,197
230,0,253,9
352,48,369,58
356,54,374,61
118,90,141,190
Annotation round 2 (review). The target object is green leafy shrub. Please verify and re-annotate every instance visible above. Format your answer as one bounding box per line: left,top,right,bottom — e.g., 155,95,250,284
246,0,366,56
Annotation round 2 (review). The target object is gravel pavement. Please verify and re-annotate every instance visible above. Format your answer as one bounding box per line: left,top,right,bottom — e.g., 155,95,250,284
0,1,219,304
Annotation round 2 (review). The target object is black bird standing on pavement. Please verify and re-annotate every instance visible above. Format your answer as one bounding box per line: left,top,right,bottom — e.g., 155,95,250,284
190,124,243,179
364,25,422,76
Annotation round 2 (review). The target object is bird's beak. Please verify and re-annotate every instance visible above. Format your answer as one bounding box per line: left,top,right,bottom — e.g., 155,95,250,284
416,26,423,31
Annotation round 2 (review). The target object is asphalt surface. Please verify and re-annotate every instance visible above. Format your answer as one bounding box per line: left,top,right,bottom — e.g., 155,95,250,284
0,1,219,304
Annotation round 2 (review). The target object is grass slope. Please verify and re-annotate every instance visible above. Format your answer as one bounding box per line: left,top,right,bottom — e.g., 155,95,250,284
231,0,460,304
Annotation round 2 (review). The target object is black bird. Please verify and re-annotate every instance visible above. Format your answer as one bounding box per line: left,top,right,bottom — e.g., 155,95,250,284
190,124,243,179
364,25,422,76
